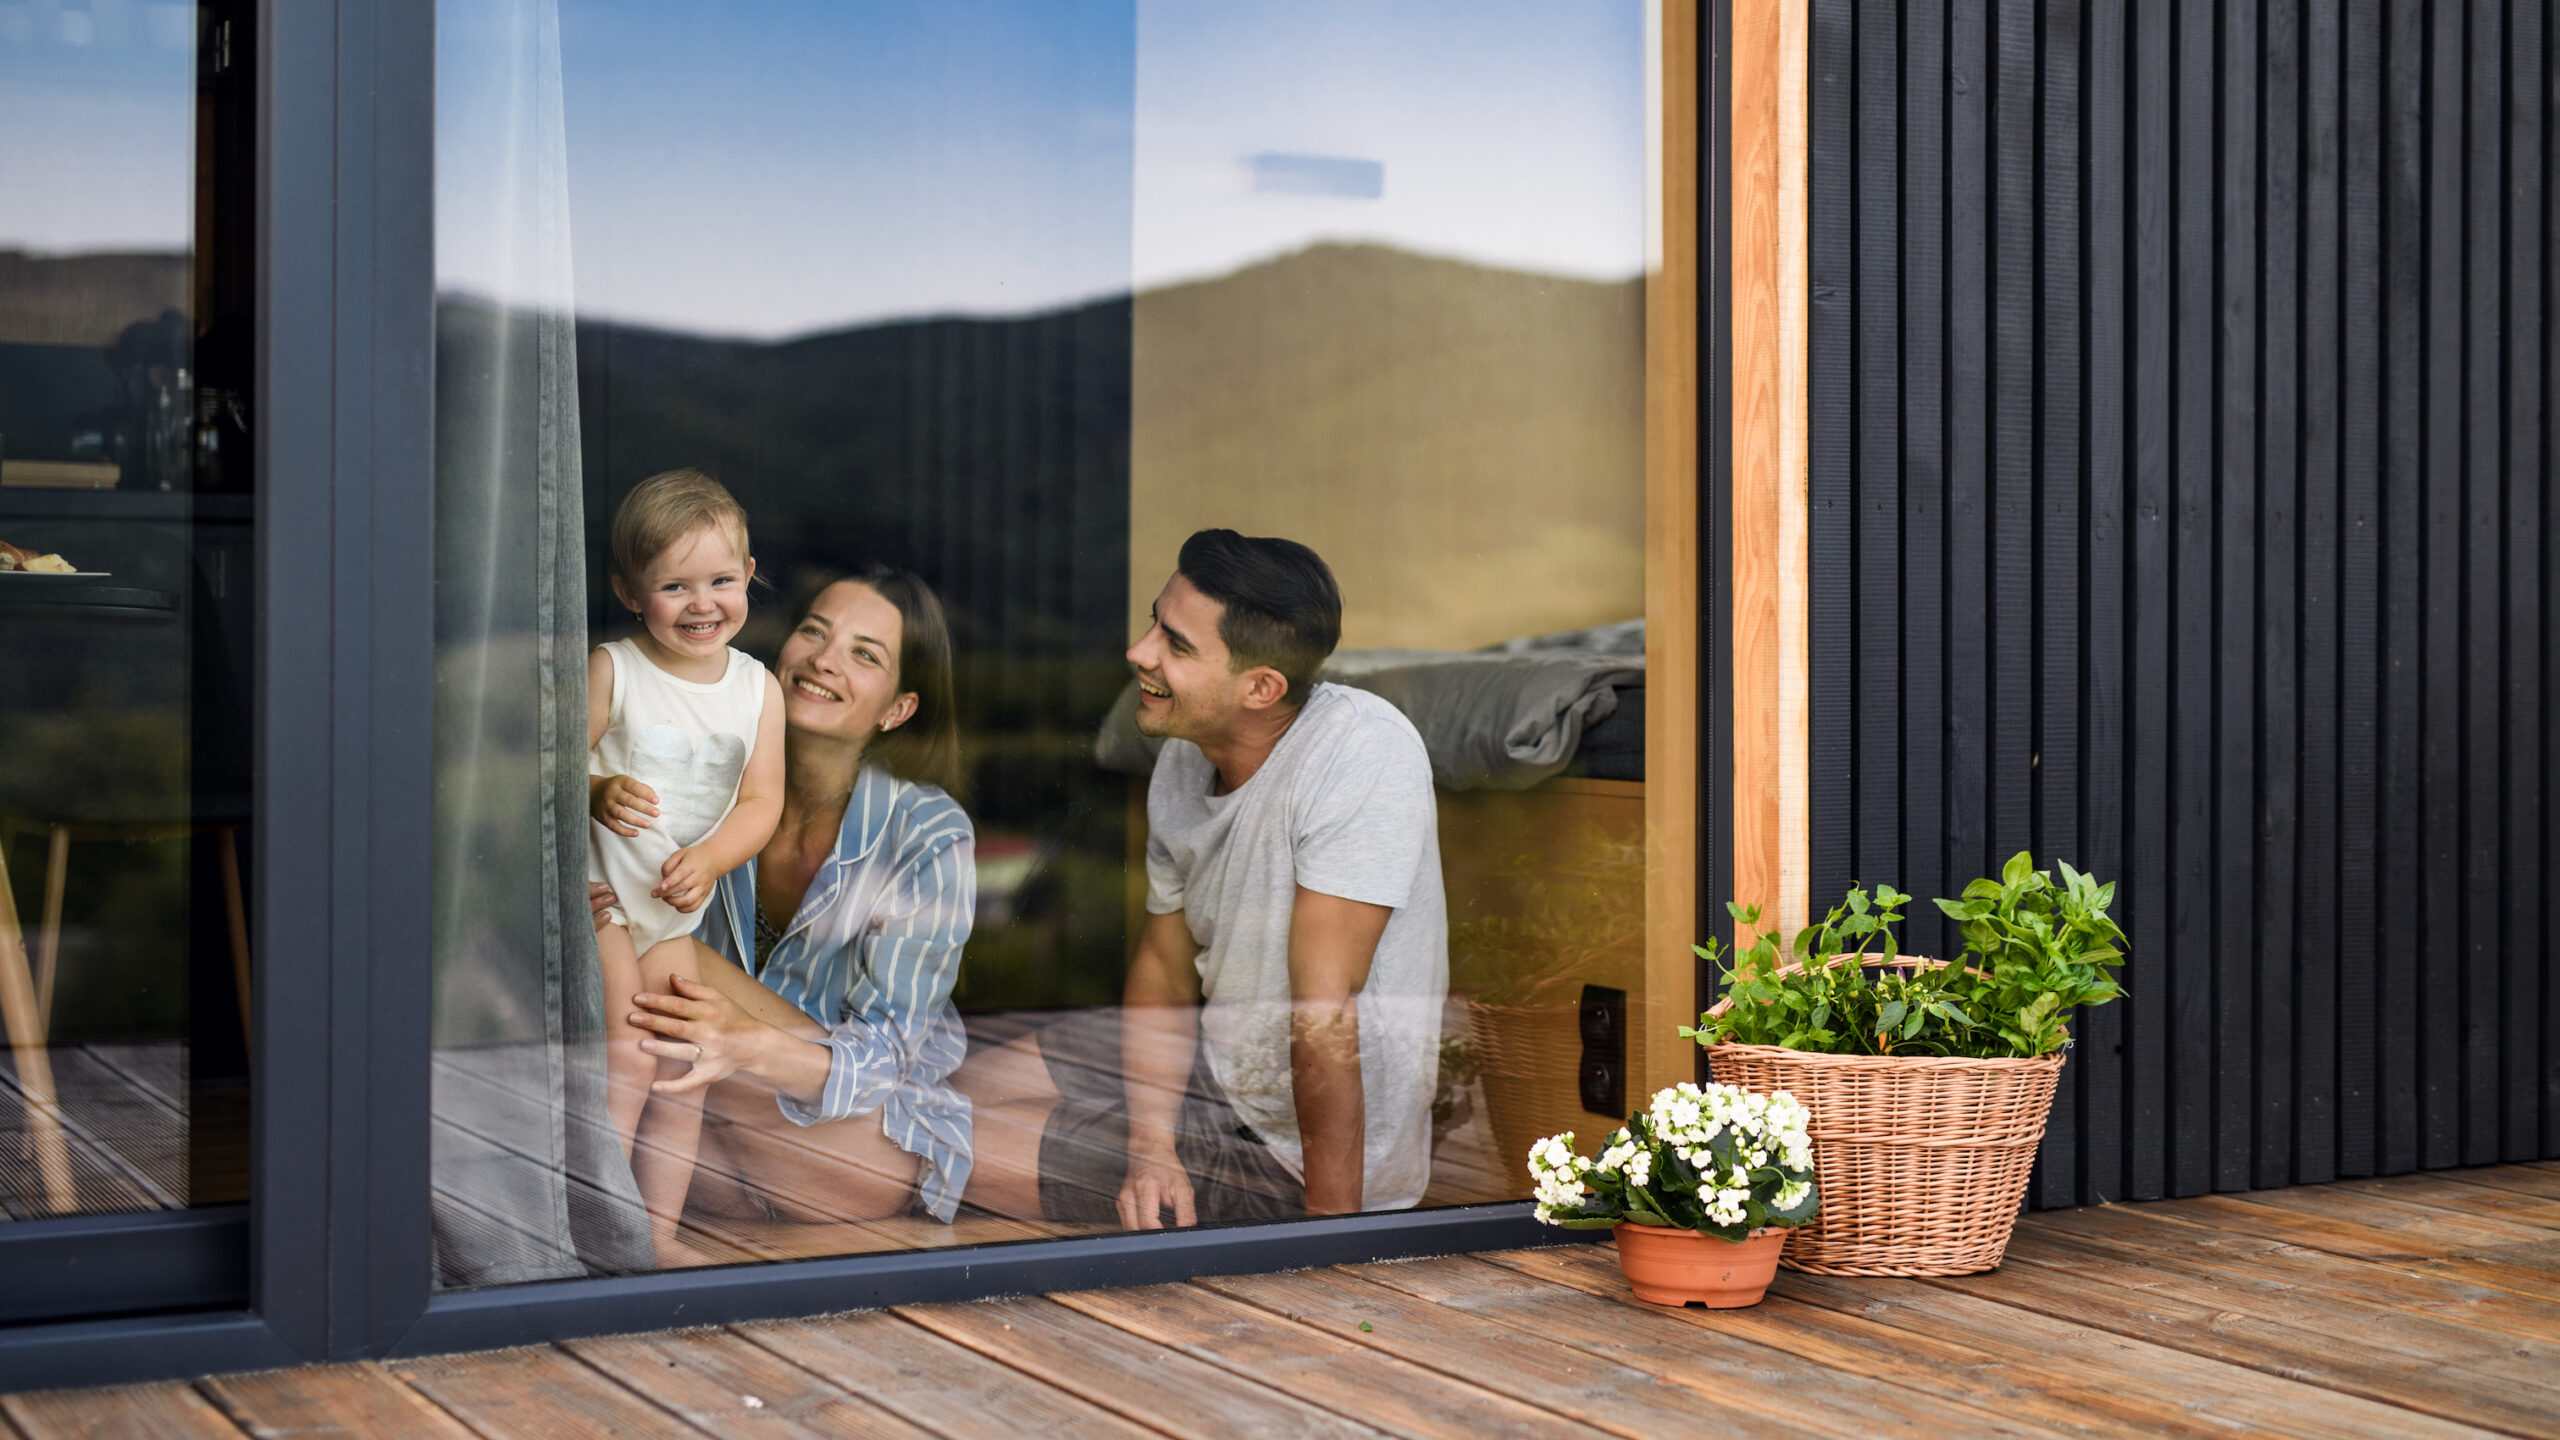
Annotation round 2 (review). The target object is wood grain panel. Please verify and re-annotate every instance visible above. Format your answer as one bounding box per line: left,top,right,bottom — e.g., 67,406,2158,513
1644,0,1704,1104
1726,0,1809,956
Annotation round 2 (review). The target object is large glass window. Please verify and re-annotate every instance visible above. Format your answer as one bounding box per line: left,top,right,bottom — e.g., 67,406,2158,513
0,0,256,1220
432,0,1653,1282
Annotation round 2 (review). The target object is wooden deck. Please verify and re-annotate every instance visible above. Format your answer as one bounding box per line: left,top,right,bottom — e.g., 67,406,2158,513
7,1163,2558,1438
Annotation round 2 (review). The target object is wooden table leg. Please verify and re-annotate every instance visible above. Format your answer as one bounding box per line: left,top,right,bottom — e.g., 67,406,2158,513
219,827,252,1056
35,823,67,1031
0,832,78,1213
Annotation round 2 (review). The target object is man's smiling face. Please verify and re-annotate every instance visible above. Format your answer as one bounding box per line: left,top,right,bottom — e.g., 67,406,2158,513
1125,572,1244,741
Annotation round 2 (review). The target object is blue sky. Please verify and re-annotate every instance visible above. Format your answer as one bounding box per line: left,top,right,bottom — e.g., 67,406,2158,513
18,2,1644,336
445,0,1646,339
0,3,197,255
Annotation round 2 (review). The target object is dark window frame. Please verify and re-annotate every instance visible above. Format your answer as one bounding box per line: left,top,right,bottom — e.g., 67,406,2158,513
0,0,1724,1387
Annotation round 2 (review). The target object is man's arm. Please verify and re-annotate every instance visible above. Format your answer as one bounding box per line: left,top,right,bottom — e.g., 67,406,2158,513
1288,886,1391,1216
1119,909,1204,1229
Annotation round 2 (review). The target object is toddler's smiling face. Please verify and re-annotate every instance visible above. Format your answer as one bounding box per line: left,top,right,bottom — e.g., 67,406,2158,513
616,521,753,666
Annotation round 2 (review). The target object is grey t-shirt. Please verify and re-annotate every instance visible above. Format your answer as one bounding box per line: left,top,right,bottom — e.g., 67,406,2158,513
1144,682,1448,1211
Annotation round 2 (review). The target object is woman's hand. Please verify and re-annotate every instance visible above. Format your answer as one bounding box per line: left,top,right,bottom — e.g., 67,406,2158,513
588,881,618,933
656,845,714,912
592,773,660,837
629,974,766,1095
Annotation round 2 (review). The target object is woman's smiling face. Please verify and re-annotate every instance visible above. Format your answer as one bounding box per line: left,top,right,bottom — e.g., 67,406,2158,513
777,580,917,744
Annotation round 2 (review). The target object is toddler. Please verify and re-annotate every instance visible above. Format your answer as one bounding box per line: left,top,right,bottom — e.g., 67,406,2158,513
586,468,785,1268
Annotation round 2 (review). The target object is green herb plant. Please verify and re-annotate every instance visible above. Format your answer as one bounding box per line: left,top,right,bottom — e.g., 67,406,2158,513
1681,851,2127,1060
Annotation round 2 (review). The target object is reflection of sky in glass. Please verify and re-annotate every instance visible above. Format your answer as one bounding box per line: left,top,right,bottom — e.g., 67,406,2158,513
0,4,196,253
1135,0,1645,294
443,0,1642,340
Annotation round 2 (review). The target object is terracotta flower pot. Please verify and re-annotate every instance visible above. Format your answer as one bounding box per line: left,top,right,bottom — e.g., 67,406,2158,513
1611,1223,1788,1307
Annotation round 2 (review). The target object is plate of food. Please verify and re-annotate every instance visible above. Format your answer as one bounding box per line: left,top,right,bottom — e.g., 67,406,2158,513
0,539,105,576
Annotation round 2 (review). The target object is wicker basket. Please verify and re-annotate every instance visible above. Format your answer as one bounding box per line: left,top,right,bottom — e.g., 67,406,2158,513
1702,956,2065,1276
1467,1000,1609,1176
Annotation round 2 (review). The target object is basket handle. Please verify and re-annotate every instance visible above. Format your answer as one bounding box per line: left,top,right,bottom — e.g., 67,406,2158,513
1702,953,1948,1019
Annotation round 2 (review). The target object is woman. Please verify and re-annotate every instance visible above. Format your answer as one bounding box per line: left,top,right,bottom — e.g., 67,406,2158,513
602,566,974,1241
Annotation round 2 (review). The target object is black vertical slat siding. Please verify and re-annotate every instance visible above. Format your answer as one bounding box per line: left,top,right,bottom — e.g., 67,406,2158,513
1803,0,2560,1202
2127,0,2173,1198
2034,0,2085,1209
2297,0,2344,1186
2077,0,2129,1205
1854,0,1903,897
2375,0,2424,1180
2169,0,2217,1197
1901,0,1949,963
2257,0,2304,1191
2337,0,2383,1179
2499,0,2544,1160
2459,0,2503,1166
1809,0,1856,919
2418,0,2465,1171
1947,0,1993,916
2213,0,2259,1195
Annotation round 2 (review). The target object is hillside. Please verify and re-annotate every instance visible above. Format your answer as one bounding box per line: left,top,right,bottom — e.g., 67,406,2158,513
1132,243,1645,651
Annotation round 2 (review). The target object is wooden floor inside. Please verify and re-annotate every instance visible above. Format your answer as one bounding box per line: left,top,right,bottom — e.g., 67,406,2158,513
7,1163,2558,1437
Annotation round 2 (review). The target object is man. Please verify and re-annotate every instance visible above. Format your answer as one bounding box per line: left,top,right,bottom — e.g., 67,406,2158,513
959,529,1447,1224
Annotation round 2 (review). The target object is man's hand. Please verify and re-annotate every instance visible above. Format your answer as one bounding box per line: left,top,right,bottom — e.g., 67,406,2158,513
656,845,714,912
1117,1146,1198,1230
591,773,659,837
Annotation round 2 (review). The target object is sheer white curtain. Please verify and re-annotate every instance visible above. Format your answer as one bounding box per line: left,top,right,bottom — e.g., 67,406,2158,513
430,0,649,1284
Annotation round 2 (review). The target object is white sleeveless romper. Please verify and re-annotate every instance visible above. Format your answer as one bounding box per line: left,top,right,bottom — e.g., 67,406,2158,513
587,637,768,956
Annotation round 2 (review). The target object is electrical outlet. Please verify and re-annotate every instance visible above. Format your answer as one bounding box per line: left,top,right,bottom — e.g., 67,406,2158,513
1578,983,1626,1118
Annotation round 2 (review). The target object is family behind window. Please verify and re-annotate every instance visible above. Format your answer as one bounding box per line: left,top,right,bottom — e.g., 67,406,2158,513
582,469,1447,1267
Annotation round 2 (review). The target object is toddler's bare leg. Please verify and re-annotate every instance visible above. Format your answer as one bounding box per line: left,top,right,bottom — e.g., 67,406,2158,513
596,920,649,1160
632,936,711,1267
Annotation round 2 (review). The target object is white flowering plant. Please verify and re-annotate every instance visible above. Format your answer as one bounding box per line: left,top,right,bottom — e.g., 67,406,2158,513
1527,1082,1819,1241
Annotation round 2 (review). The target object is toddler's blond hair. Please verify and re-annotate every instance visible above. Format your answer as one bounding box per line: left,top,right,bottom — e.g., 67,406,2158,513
609,468,751,588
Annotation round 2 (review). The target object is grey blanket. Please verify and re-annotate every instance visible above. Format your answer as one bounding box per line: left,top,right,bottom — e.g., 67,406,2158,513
1094,620,1643,792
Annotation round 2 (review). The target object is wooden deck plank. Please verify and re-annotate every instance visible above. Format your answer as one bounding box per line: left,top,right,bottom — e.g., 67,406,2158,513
2001,1227,2560,1387
2144,1193,2560,1301
562,1326,941,1439
1340,1253,2066,1439
391,1344,707,1438
1928,1251,2560,1437
2440,1165,2560,1203
894,1293,1387,1440
2020,1202,2560,1342
2339,1171,2560,1229
1767,1266,2503,1440
2221,1181,2560,1253
1052,1280,1616,1440
1195,1264,1872,1440
200,1363,478,1439
738,1309,1154,1440
1485,1242,2354,1438
2,1382,247,1440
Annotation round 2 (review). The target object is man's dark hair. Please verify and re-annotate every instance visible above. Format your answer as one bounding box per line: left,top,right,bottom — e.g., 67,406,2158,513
1176,529,1342,705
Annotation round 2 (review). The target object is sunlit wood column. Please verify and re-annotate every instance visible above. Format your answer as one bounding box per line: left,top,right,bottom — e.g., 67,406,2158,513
1727,0,1810,949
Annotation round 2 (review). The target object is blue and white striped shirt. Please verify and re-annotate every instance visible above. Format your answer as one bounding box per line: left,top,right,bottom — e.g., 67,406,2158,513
702,764,975,1221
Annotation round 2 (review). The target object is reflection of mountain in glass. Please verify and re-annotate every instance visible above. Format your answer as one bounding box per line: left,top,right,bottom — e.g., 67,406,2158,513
1133,244,1644,652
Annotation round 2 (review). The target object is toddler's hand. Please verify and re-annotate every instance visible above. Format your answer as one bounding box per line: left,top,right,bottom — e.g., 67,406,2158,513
657,845,713,913
592,774,659,837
